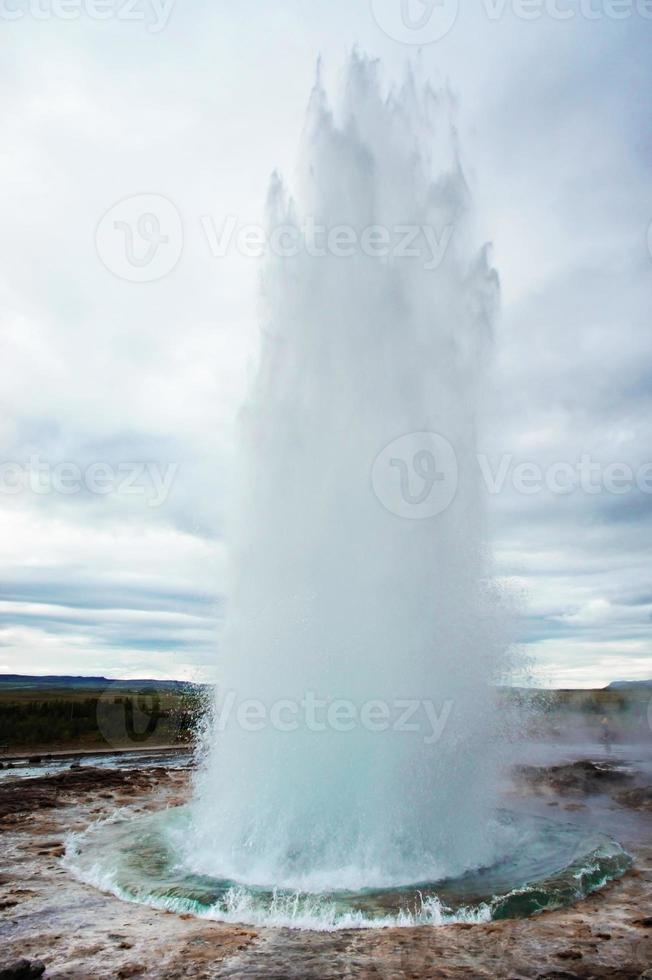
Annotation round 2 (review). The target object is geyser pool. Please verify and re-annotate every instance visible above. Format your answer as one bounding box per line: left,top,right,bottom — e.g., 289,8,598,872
65,807,631,930
67,53,632,925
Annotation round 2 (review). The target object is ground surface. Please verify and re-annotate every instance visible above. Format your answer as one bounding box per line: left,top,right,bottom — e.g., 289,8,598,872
0,752,651,979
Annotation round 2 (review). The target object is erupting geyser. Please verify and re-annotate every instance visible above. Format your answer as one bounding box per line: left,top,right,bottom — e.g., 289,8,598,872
188,52,508,890
66,53,633,929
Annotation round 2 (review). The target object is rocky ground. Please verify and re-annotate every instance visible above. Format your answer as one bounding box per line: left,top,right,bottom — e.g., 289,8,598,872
0,756,650,979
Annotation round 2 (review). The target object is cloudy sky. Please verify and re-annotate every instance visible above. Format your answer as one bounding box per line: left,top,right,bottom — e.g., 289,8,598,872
1,0,651,687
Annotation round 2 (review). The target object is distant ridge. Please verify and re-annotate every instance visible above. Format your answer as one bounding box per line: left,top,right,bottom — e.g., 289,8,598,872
2,673,649,693
607,679,652,690
0,673,207,691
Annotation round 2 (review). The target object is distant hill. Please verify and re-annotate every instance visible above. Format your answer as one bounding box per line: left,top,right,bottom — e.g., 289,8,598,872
2,673,649,694
0,674,208,692
607,679,652,690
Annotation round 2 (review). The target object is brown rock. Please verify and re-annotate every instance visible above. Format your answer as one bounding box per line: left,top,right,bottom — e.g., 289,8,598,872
0,960,46,980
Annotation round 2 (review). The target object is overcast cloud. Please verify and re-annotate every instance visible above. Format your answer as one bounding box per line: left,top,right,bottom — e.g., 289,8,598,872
1,1,651,686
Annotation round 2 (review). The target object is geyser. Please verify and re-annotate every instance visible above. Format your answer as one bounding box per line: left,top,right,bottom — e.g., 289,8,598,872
64,53,634,931
188,52,509,891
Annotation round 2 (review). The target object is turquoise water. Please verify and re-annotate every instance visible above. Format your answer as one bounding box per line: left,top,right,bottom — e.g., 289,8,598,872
64,806,631,930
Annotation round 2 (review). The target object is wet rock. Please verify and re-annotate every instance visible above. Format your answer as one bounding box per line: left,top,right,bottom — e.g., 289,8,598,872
615,787,652,811
0,960,46,980
517,759,635,796
0,766,167,822
536,973,582,979
556,948,583,959
117,965,145,978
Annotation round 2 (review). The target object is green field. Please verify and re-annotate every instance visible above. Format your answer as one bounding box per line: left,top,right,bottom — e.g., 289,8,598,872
0,678,210,753
0,675,649,754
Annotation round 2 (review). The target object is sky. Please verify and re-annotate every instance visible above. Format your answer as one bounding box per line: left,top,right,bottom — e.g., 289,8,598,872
0,0,651,687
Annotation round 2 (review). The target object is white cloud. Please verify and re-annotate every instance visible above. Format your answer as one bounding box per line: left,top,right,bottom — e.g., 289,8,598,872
0,4,650,685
